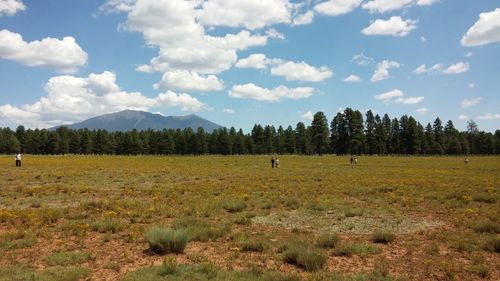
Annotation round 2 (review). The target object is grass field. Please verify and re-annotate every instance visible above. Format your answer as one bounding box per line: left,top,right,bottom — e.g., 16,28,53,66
0,155,498,280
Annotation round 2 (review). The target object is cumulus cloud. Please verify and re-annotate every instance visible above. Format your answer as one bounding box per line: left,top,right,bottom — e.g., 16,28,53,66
468,83,475,88
362,16,417,37
371,60,400,82
461,97,482,108
413,62,469,75
458,115,469,121
235,53,278,69
0,29,88,73
461,8,500,47
223,108,235,114
0,71,207,128
302,111,314,121
196,0,291,30
229,83,314,102
153,70,224,92
375,89,423,105
292,10,314,26
314,0,362,17
351,52,374,66
362,0,437,13
477,113,500,120
0,0,25,16
416,107,427,114
344,74,361,82
270,61,333,82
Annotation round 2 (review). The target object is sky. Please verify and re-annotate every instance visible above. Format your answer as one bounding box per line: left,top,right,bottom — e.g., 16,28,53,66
0,0,499,133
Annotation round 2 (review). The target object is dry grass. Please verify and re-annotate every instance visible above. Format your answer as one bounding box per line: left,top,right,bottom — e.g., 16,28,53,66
0,155,498,280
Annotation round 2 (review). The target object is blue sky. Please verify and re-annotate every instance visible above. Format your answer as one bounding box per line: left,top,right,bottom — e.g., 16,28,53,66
0,0,499,132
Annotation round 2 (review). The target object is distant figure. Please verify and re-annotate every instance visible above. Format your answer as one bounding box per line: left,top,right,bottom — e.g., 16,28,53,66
15,153,21,167
271,157,275,168
350,156,353,165
354,157,358,165
465,157,468,164
275,158,280,168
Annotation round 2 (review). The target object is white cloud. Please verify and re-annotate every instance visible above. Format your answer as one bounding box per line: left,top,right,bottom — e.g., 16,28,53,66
458,115,469,121
362,0,437,13
468,83,475,88
153,70,224,92
229,83,314,102
0,71,207,128
344,74,361,82
292,10,314,26
395,96,424,105
351,52,374,66
196,0,291,30
416,107,427,114
413,62,469,75
375,89,404,102
223,108,235,114
420,36,427,42
314,0,362,17
461,97,482,108
302,111,314,121
443,62,469,74
270,61,333,82
235,53,272,69
98,0,135,14
461,8,500,47
362,16,417,37
0,29,88,73
375,89,423,105
0,0,25,16
265,28,285,40
477,113,500,120
465,52,474,57
371,60,400,82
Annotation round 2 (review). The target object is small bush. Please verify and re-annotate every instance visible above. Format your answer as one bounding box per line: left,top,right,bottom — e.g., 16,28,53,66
316,233,341,249
158,258,177,276
222,200,247,213
466,264,489,278
39,266,90,281
92,218,123,233
284,198,300,209
283,242,326,272
0,231,36,250
173,218,231,242
234,214,252,225
38,208,63,224
472,194,496,204
345,208,364,217
45,251,93,266
145,227,188,254
240,238,268,252
472,220,500,234
372,231,395,244
482,237,500,253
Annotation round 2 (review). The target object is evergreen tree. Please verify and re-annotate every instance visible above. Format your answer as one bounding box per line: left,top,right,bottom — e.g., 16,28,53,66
284,126,296,154
217,128,232,155
433,117,445,155
365,110,376,155
310,112,330,155
295,122,310,154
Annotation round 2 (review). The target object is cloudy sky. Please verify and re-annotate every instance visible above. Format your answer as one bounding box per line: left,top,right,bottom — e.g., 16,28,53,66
0,0,499,132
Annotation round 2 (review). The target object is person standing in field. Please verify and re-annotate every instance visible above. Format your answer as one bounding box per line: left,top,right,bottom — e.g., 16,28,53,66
350,156,353,165
465,157,468,164
354,157,358,165
275,158,279,168
15,153,21,167
271,157,275,168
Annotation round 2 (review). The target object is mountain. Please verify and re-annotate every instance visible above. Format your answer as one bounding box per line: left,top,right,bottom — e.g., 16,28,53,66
53,110,222,132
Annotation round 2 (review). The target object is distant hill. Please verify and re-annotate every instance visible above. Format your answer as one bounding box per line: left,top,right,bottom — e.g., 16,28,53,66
52,110,222,132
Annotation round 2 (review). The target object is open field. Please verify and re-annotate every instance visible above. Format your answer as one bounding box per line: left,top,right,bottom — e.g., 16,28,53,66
0,155,498,280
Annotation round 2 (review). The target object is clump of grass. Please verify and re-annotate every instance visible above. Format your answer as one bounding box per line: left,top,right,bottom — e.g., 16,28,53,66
283,198,300,210
222,200,247,213
240,238,268,252
471,220,500,234
38,207,63,224
0,265,90,281
466,264,489,278
482,237,500,253
145,226,188,254
375,186,395,193
332,243,382,257
344,208,364,217
472,193,496,204
45,251,93,266
316,233,341,249
92,218,123,233
173,218,231,242
371,231,395,244
234,213,253,225
0,230,36,250
282,242,326,272
157,258,178,276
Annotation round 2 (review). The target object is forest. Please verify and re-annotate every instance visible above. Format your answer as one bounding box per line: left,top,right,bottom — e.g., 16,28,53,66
1,108,499,155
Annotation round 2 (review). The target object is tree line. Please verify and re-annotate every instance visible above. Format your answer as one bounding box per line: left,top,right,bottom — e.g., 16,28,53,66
0,108,499,156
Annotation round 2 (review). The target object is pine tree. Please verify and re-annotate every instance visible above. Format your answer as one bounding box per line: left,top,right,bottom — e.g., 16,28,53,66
295,122,310,154
365,110,376,155
310,112,329,155
433,117,445,155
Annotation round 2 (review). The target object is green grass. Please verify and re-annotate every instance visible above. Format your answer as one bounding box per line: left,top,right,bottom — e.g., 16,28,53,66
0,230,36,250
471,220,500,234
222,200,247,213
316,233,341,249
45,251,93,266
371,231,396,244
145,227,188,254
282,242,327,272
91,218,124,233
0,265,90,281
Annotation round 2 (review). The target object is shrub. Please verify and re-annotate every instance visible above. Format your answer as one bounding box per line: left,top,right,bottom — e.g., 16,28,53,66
345,208,364,217
45,251,93,266
371,231,395,244
284,198,300,209
0,231,36,250
316,233,341,249
173,218,231,242
472,194,496,204
482,237,500,253
240,238,268,252
92,218,123,233
283,242,326,272
145,227,188,254
38,266,90,281
234,214,252,225
158,258,177,276
466,264,489,278
472,220,500,234
222,200,247,213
